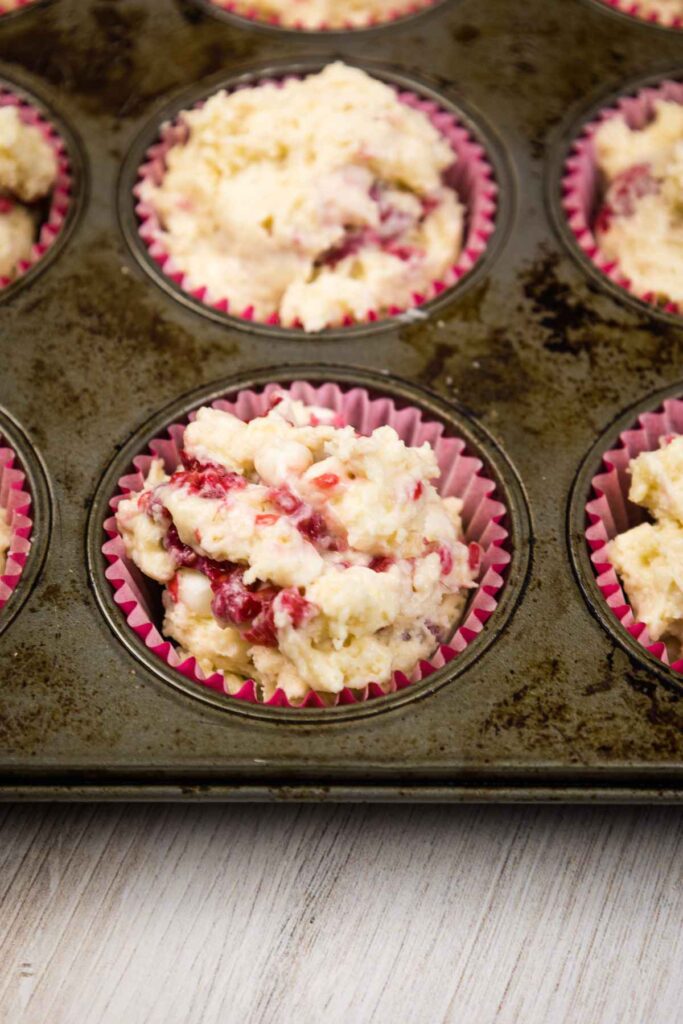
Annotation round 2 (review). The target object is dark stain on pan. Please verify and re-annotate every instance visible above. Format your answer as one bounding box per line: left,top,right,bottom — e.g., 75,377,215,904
480,653,682,758
452,24,480,45
521,252,616,353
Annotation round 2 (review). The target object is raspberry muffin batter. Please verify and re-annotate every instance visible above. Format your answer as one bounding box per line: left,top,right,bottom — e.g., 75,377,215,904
140,62,464,332
0,507,10,576
210,0,431,28
608,435,683,653
594,99,683,307
611,0,683,23
116,392,478,703
0,105,58,279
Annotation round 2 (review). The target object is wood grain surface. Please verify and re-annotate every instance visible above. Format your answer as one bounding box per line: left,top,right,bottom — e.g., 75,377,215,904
0,805,681,1024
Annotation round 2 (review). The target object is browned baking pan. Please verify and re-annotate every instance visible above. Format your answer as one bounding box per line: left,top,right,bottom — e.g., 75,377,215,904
0,0,681,802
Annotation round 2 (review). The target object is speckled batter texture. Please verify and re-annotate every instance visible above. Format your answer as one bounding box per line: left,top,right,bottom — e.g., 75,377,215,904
608,435,683,654
115,392,478,703
594,99,683,306
140,62,463,332
619,0,683,23
210,0,432,28
0,105,58,279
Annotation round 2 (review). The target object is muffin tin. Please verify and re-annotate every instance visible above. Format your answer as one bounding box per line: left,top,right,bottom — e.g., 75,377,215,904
1,0,683,802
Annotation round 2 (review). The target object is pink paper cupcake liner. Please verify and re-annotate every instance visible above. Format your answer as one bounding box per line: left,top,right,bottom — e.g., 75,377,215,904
0,86,73,289
102,382,511,709
562,79,683,317
586,396,683,674
205,0,441,31
0,441,33,612
595,0,683,28
134,74,498,331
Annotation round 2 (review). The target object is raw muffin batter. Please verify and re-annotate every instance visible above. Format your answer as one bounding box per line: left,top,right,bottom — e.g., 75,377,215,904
211,0,431,28
0,199,34,279
613,0,683,23
116,392,479,703
594,98,683,306
140,62,464,331
607,435,683,652
0,507,10,576
0,105,58,279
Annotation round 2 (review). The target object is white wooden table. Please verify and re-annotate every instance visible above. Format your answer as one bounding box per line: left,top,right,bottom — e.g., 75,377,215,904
0,804,681,1023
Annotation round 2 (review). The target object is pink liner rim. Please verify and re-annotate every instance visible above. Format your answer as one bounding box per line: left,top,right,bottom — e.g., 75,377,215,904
101,381,513,710
561,77,683,318
134,71,499,332
0,440,34,611
595,0,683,29
585,395,683,675
0,85,74,289
205,0,442,31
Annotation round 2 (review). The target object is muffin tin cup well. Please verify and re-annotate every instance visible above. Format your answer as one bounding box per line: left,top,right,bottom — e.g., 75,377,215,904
569,384,683,694
0,408,50,637
88,366,531,723
553,73,683,326
0,74,84,299
586,0,683,30
186,0,448,35
120,59,509,340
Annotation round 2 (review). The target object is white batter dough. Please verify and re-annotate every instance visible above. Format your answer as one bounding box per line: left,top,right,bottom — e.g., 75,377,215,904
0,199,34,278
615,0,683,23
607,435,683,651
212,0,431,28
0,105,57,280
594,99,683,306
116,392,479,703
141,62,464,332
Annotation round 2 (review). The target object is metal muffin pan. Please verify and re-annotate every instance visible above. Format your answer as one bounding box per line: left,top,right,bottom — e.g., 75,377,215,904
1,0,682,802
